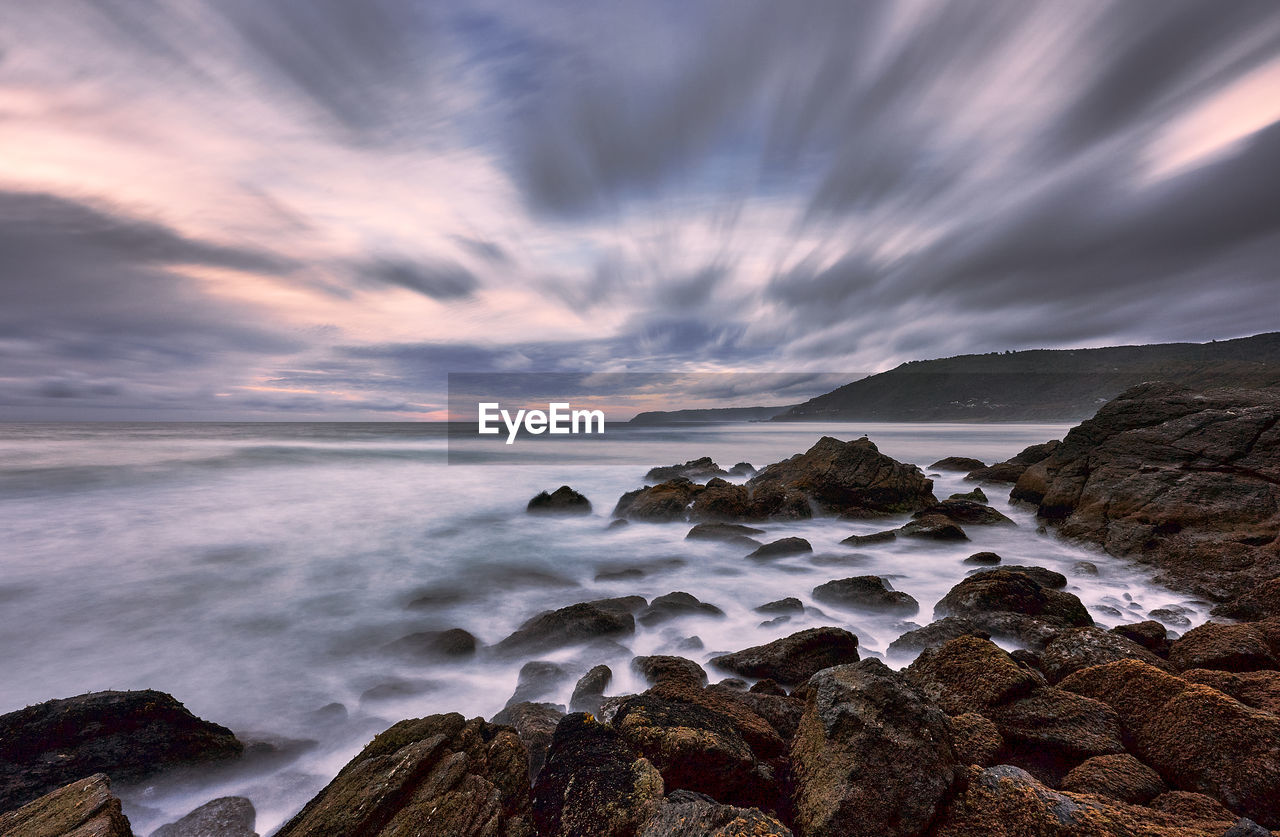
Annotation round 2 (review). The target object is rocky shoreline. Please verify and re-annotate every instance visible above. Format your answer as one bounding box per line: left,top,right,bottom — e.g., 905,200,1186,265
3,382,1278,836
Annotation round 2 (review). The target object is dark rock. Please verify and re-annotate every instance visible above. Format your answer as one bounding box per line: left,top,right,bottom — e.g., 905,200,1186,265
686,522,765,542
638,592,725,627
904,636,1039,715
608,518,630,530
359,678,436,705
532,714,663,837
153,796,257,837
493,702,564,782
632,656,707,687
528,486,592,515
897,515,969,541
748,436,937,517
963,551,1002,565
812,575,919,615
887,617,991,657
1060,659,1280,829
949,487,988,503
946,712,1002,767
965,439,1061,483
914,499,1015,526
382,628,478,659
790,659,958,837
0,690,242,815
1225,818,1274,837
688,481,755,522
496,601,637,655
646,457,728,483
754,597,804,615
1110,620,1173,657
1040,627,1174,683
569,665,612,715
1182,668,1280,715
636,789,791,836
971,564,1068,589
710,627,860,686
840,529,897,546
1061,753,1166,805
0,774,132,837
1071,560,1099,576
746,537,812,560
931,456,986,472
1148,790,1239,821
614,479,702,522
507,661,570,707
729,462,756,476
1215,578,1280,621
986,688,1125,785
277,713,532,837
748,679,788,697
1169,619,1280,672
934,569,1091,646
1148,607,1192,627
596,568,648,582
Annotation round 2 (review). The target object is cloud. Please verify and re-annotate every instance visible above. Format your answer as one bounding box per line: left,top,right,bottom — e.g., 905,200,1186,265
356,258,480,300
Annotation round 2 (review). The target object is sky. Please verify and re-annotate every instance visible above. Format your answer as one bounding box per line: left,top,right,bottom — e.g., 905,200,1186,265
2,0,1279,420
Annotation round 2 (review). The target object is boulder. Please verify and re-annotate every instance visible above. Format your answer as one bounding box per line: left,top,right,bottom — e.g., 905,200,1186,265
569,665,612,715
903,636,1039,715
985,688,1125,785
946,712,1003,767
638,592,725,626
689,481,754,522
897,515,969,541
0,774,133,837
790,659,958,837
506,661,569,707
710,627,860,686
746,537,812,560
527,486,592,515
1040,627,1174,683
532,714,663,837
276,713,533,837
729,462,756,476
931,457,986,472
934,570,1091,646
1182,668,1280,715
632,656,707,688
636,789,792,836
492,702,563,784
1169,619,1280,673
812,576,919,615
0,690,242,814
382,628,478,660
495,600,636,655
747,436,937,517
646,458,728,482
1215,578,1280,621
963,551,1002,565
754,597,804,616
912,499,1014,526
887,617,991,658
949,487,988,503
840,530,897,546
965,439,1061,483
152,796,257,837
972,565,1068,589
614,479,702,522
1009,383,1280,609
1061,753,1166,804
686,523,765,542
1110,621,1172,657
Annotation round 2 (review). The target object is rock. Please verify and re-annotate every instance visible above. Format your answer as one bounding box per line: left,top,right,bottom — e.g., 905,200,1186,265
632,656,707,687
152,796,257,837
965,439,1061,483
0,774,132,837
636,789,791,836
904,636,1040,715
638,592,725,626
840,529,897,546
382,628,478,659
277,713,532,837
608,518,630,530
493,702,563,782
986,688,1125,785
947,712,1002,767
0,690,242,814
688,481,755,522
1059,659,1280,828
686,522,766,542
1148,607,1192,627
913,499,1015,526
972,564,1068,589
746,537,812,560
614,479,702,522
748,436,937,518
897,515,969,541
1071,561,1099,576
1182,668,1280,715
932,764,1237,837
532,713,663,837
754,597,804,615
730,462,756,476
887,617,991,657
495,600,636,655
963,551,1002,565
949,487,988,503
646,457,728,482
710,627,860,686
1225,818,1274,837
716,688,805,742
569,665,612,715
1010,383,1280,609
1110,620,1172,657
528,486,592,514
812,576,919,615
507,661,570,707
1169,619,1280,672
1216,578,1280,621
1061,753,1166,804
1148,790,1239,821
931,456,986,472
790,659,958,837
934,569,1091,645
1040,627,1174,683
748,679,788,696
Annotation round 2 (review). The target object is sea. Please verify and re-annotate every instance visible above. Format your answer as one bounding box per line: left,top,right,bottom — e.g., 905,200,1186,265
0,421,1211,834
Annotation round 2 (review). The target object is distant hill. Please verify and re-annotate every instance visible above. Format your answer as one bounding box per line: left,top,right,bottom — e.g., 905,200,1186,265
628,405,795,424
772,333,1280,422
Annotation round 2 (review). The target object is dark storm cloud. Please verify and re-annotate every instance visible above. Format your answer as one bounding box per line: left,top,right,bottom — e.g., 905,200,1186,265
356,258,480,300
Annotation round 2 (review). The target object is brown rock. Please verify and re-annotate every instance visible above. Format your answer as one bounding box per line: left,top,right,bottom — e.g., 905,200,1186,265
965,440,1061,484
631,656,708,688
277,713,533,837
1169,619,1280,673
710,627,860,686
1040,627,1174,683
811,576,919,615
492,702,564,782
151,797,257,837
897,515,969,541
1182,668,1280,715
887,617,991,658
1110,621,1173,657
1215,577,1280,621
1062,753,1166,804
903,636,1040,715
912,499,1015,526
636,789,792,837
986,688,1125,785
495,600,636,655
947,713,1003,767
933,570,1091,647
0,774,133,837
614,479,703,522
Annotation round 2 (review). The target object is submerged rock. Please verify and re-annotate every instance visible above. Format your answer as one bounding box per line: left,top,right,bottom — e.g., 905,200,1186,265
912,499,1014,526
897,515,969,541
931,456,986,472
493,702,564,782
638,592,725,626
495,600,638,655
746,537,812,560
685,522,765,542
646,457,728,483
840,529,897,546
812,576,919,615
934,569,1091,647
963,551,1002,565
506,661,570,707
276,713,533,837
0,774,133,837
754,597,804,615
152,796,257,837
382,628,478,660
527,486,592,514
710,627,860,686
0,690,242,814
632,656,707,688
569,665,612,715
970,564,1067,589
949,487,988,503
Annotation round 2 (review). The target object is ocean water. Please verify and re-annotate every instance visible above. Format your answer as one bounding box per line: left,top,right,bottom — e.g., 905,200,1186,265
0,422,1210,834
